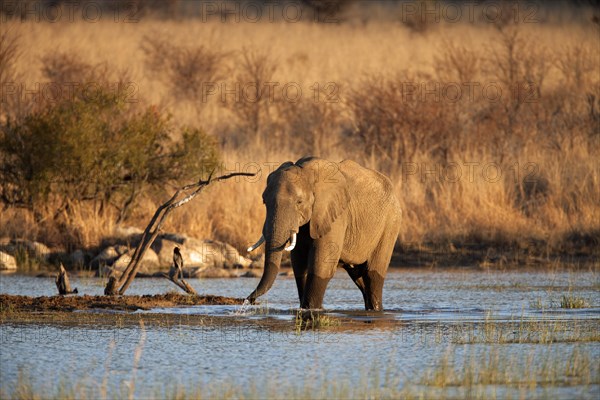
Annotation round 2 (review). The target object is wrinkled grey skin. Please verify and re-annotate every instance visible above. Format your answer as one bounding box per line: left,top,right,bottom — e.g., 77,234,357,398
247,157,402,311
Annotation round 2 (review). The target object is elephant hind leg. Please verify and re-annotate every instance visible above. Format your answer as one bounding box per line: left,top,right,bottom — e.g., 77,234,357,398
362,233,397,311
342,263,374,310
363,269,385,311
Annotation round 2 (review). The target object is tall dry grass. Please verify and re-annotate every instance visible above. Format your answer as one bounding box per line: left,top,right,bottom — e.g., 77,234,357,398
0,12,598,257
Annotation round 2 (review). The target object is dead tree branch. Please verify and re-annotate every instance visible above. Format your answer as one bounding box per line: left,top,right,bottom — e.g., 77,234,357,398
104,172,255,296
162,273,198,295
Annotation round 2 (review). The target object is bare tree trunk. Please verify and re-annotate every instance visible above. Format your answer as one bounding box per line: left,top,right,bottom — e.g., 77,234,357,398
104,172,255,296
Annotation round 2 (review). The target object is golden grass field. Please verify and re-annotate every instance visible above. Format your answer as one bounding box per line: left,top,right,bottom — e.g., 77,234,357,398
1,3,599,261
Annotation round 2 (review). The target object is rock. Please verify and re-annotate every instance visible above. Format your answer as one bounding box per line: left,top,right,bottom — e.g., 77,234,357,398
4,239,51,261
0,251,17,270
182,238,252,269
92,231,254,277
250,253,265,269
240,269,261,278
26,240,51,260
188,266,237,278
111,249,160,273
111,254,132,271
69,250,86,268
159,233,188,244
110,227,144,248
151,238,182,266
115,226,143,237
221,241,253,269
114,245,130,256
138,249,160,270
90,246,120,268
154,235,253,270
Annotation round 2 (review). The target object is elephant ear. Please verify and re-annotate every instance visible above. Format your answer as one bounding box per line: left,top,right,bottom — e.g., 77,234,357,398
310,176,350,239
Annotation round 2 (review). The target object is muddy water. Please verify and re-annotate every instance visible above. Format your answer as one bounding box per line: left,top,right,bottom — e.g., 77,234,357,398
1,270,599,398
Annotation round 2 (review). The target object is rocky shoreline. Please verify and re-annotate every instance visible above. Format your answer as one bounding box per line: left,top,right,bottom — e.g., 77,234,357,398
0,228,266,279
2,229,597,277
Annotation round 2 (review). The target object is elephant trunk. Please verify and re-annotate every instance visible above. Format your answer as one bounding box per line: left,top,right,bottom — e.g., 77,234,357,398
247,211,296,303
246,246,283,303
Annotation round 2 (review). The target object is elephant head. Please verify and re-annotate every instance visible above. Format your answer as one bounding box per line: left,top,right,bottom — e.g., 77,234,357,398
246,157,350,303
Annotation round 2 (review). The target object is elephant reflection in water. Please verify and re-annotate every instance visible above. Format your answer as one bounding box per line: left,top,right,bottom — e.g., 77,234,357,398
247,157,402,311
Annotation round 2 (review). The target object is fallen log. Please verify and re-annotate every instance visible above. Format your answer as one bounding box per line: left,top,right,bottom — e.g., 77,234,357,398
162,272,198,295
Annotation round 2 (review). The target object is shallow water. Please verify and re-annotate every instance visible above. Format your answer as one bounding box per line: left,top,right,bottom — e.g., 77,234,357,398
1,269,599,398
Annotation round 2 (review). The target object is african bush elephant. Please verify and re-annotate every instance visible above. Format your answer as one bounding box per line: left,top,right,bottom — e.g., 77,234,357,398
247,157,402,311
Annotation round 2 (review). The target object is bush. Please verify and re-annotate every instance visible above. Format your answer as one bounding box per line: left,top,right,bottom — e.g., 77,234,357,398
141,35,228,110
0,88,219,223
222,47,278,142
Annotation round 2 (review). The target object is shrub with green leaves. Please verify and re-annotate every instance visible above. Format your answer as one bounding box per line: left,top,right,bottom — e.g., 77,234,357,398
0,89,219,222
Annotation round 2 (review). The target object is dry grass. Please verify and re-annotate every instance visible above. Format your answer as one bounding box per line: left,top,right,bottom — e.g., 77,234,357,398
1,13,599,257
3,343,597,399
422,345,598,389
451,315,600,344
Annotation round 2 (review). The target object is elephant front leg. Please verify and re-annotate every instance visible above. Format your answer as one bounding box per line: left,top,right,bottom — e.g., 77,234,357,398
301,273,333,309
290,224,311,304
301,240,342,310
291,250,308,305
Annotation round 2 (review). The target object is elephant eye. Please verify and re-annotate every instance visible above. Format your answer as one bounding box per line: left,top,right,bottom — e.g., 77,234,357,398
296,199,302,205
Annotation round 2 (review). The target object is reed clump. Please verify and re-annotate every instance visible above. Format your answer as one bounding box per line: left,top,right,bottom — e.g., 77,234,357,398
560,295,590,309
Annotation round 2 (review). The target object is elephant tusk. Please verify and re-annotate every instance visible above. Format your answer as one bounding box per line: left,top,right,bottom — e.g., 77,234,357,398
247,235,265,252
284,233,297,252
